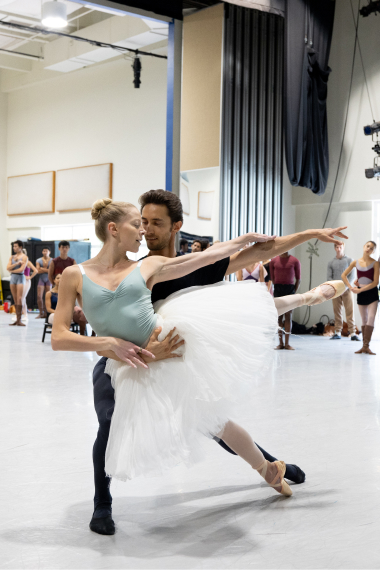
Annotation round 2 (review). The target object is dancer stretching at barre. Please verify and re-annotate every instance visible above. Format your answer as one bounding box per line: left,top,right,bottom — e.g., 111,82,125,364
52,194,347,535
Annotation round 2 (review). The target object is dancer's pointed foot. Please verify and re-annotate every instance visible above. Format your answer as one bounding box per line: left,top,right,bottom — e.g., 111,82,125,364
89,514,115,535
284,344,295,350
257,460,293,496
303,280,346,306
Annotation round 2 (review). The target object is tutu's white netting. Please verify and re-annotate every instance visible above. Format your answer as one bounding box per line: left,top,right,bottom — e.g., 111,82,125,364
105,280,277,481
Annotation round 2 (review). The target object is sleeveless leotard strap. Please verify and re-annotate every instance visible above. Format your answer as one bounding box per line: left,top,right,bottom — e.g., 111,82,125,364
78,264,86,275
137,260,143,267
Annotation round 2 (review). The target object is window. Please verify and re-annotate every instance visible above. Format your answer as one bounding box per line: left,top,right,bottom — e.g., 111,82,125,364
41,223,101,258
41,223,149,259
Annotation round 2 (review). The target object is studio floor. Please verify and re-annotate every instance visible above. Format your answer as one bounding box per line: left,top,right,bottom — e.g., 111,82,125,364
1,312,380,570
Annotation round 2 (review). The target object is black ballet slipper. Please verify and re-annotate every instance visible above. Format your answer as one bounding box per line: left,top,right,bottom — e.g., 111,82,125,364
284,463,306,484
89,514,115,535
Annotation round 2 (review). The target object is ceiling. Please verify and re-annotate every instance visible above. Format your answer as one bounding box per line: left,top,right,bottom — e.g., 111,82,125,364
0,1,116,55
0,0,221,89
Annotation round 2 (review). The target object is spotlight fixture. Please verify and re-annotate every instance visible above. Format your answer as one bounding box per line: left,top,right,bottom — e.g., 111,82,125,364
364,121,380,136
132,56,141,88
365,166,380,178
364,142,380,179
41,1,67,29
360,0,380,17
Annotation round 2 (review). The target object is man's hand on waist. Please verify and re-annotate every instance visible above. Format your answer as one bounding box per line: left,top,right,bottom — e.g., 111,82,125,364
142,326,184,364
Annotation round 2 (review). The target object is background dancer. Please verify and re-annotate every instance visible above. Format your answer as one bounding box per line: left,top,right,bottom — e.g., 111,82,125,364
36,248,52,318
342,241,379,355
20,252,38,323
45,274,61,324
327,243,358,341
7,240,28,326
48,241,76,284
54,192,346,536
270,252,301,350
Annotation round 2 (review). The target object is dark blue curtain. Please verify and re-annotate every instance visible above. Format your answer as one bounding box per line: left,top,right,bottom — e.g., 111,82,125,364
285,0,336,195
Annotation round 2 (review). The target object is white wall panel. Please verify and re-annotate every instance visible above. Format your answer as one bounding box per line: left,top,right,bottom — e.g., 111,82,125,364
7,172,55,216
56,164,112,212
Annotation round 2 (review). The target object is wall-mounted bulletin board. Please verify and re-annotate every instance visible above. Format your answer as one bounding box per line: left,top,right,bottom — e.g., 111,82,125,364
7,171,55,216
198,191,214,220
56,163,113,212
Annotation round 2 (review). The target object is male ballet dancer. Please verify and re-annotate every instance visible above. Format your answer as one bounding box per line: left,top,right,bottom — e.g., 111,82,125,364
90,189,347,535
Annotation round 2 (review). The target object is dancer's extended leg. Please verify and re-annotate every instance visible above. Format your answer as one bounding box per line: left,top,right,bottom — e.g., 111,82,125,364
274,283,337,317
216,421,292,496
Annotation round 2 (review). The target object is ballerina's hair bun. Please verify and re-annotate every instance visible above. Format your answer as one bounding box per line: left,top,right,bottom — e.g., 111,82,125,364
91,198,113,220
91,198,136,242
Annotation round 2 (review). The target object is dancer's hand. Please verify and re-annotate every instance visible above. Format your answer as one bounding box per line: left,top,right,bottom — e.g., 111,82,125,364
142,326,184,364
110,338,155,369
351,287,360,295
315,227,348,244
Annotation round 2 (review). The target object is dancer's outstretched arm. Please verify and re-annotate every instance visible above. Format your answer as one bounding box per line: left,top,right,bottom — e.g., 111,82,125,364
225,227,348,275
143,231,275,286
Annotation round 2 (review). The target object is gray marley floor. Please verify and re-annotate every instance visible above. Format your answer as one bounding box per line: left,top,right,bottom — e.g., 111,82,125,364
1,313,380,569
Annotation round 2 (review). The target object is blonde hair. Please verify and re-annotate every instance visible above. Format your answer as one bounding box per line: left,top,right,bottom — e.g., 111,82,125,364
91,198,136,242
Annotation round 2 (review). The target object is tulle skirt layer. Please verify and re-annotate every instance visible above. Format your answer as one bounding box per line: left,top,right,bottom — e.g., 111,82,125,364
105,280,278,481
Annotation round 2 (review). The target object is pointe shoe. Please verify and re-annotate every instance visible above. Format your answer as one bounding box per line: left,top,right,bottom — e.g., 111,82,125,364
258,460,293,497
305,280,346,306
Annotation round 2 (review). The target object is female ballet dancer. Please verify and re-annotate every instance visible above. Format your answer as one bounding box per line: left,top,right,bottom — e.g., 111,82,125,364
45,273,61,324
52,199,346,496
7,240,28,326
235,249,267,283
36,248,52,319
342,240,379,355
20,251,38,323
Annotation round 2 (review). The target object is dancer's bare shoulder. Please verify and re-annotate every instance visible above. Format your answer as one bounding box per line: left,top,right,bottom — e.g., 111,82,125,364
59,265,82,289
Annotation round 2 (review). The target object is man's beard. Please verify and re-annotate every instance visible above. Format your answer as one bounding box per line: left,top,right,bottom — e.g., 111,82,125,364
146,237,171,251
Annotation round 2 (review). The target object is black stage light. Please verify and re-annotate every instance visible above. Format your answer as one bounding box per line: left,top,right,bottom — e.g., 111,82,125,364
365,166,380,178
364,121,380,135
360,0,380,17
132,56,141,88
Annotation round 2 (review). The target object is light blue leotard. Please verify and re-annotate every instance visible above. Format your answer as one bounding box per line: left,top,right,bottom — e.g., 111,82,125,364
79,261,157,346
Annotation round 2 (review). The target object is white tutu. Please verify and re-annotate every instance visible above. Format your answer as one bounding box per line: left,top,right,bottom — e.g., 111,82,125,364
105,280,278,481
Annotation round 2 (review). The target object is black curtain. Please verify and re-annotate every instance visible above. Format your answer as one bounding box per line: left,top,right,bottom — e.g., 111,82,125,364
285,0,335,196
220,4,284,241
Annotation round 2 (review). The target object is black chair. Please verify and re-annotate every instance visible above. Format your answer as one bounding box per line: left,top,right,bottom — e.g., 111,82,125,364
42,313,81,342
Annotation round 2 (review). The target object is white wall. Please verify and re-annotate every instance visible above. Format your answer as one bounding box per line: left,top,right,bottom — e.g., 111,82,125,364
0,55,167,275
291,0,379,327
181,167,220,239
0,86,7,280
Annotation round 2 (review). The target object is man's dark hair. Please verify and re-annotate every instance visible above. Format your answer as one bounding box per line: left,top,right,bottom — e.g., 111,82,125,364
13,239,24,248
58,240,70,248
42,247,51,252
180,239,188,247
139,189,183,224
200,239,209,251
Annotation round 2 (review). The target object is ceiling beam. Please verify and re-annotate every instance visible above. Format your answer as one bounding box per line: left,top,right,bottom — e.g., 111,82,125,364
0,53,32,72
